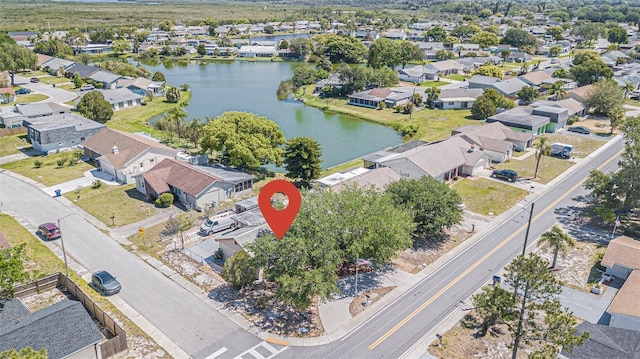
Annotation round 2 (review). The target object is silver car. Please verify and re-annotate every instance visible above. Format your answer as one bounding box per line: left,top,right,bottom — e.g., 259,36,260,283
92,270,121,296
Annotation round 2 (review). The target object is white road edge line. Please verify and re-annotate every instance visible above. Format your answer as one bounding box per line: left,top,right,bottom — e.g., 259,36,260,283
204,347,228,359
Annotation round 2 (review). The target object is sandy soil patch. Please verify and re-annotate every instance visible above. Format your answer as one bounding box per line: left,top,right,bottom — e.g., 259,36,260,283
349,286,396,317
537,241,605,292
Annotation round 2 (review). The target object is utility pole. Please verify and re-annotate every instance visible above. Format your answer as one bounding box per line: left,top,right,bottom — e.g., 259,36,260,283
522,202,535,256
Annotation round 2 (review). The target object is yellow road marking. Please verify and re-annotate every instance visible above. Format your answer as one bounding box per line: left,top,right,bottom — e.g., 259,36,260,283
266,337,290,346
368,148,623,350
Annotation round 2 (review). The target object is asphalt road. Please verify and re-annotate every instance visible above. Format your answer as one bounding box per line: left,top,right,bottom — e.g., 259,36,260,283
280,135,625,359
13,74,79,104
0,172,261,359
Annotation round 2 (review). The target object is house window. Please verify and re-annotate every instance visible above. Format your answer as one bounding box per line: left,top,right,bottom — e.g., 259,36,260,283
448,102,455,105
139,162,144,171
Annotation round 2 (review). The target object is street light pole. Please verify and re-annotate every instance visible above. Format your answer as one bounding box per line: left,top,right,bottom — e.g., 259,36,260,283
521,203,535,256
57,214,75,279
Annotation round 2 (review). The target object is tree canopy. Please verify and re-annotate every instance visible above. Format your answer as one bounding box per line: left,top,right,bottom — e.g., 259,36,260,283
247,185,414,309
284,137,323,186
472,64,502,79
517,85,538,105
200,111,285,169
570,51,613,86
316,34,368,64
584,80,623,115
337,64,398,95
471,31,499,48
0,244,31,300
386,177,463,236
0,43,38,86
76,91,114,123
0,347,47,359
500,28,538,48
33,38,74,58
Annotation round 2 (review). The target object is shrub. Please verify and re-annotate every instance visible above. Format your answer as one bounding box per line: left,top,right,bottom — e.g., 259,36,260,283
155,193,174,208
56,159,66,167
567,117,578,125
378,101,387,110
393,105,402,113
91,180,103,189
34,160,43,168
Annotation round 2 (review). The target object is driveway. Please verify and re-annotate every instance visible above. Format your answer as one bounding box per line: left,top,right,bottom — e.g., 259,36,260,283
13,74,78,105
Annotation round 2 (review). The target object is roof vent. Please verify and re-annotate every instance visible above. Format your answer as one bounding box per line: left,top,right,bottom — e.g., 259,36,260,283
111,145,119,154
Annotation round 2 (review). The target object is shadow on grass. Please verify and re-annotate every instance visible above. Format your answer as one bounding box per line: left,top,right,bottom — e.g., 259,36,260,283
124,187,154,204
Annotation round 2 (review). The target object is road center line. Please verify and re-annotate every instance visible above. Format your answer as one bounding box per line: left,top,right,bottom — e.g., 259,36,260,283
368,147,624,350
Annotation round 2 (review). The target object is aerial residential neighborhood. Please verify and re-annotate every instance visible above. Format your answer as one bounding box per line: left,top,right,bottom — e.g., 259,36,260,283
1,0,640,358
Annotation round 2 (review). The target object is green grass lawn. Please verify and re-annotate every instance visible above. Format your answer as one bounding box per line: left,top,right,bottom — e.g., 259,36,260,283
442,74,468,81
7,93,49,104
0,133,30,157
538,133,606,159
302,89,477,142
420,81,449,87
0,152,95,186
64,183,157,227
452,177,528,216
495,155,574,184
38,76,72,85
321,159,364,176
108,91,191,137
511,150,528,158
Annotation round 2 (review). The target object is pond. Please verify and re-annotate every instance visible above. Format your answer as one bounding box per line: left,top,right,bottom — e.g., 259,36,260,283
138,59,402,170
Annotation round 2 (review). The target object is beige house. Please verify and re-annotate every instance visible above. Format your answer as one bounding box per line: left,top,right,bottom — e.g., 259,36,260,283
566,84,594,103
215,225,268,261
451,122,533,162
82,128,179,184
607,270,640,331
601,235,640,280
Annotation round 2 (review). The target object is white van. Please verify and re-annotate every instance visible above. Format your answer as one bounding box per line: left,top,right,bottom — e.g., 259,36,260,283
200,217,236,235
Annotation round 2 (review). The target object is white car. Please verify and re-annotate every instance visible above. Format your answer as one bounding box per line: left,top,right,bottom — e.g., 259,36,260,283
80,84,95,91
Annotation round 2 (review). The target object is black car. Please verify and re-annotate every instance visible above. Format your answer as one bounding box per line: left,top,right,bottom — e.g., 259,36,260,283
92,270,121,296
568,126,591,134
491,169,518,182
15,87,31,95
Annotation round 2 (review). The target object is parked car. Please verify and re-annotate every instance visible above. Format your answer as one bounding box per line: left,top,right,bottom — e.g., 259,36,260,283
91,270,121,296
550,58,559,64
15,87,31,95
567,126,591,134
29,77,40,83
491,169,519,182
199,216,237,236
38,222,61,240
80,84,95,91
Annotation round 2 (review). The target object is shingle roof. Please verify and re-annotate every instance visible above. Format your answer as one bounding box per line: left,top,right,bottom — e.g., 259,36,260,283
0,299,29,329
426,59,463,72
89,70,122,83
453,122,530,149
490,77,529,95
66,63,100,78
42,57,75,70
560,322,640,359
94,88,143,105
0,300,103,359
568,84,594,99
487,108,550,130
142,158,220,198
518,71,552,86
438,88,484,101
601,235,640,269
24,113,105,132
608,269,640,317
15,102,69,118
81,128,177,170
468,74,501,85
530,99,586,117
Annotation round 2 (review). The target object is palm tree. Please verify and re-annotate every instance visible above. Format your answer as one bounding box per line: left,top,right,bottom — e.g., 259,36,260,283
186,117,204,149
501,49,510,66
548,81,567,101
622,82,636,99
533,135,551,179
539,225,575,270
167,106,188,140
608,107,625,135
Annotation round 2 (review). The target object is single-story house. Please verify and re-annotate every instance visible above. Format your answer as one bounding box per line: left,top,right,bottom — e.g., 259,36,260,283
531,98,587,118
558,322,640,359
14,102,70,118
72,44,112,54
65,63,100,79
82,128,179,184
383,30,407,40
601,235,640,280
398,65,439,83
468,74,501,90
531,105,568,132
0,111,26,128
566,85,594,104
24,113,105,154
74,89,143,111
331,167,402,192
378,136,489,181
237,45,277,57
88,70,122,90
136,158,254,211
348,88,412,109
452,121,533,161
0,88,16,104
455,56,502,72
215,225,269,261
518,71,552,87
607,269,640,331
314,73,347,94
435,88,484,109
41,57,76,76
490,77,529,97
0,299,103,359
425,60,463,78
317,167,370,188
486,107,551,135
116,77,165,96
506,51,533,63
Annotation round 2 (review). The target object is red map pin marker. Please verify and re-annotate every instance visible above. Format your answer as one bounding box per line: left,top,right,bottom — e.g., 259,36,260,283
258,179,302,240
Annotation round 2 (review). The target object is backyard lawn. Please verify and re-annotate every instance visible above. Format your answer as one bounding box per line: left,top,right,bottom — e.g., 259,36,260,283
0,151,95,186
494,155,574,184
537,133,606,159
64,183,158,227
302,89,478,142
452,177,528,216
0,133,30,157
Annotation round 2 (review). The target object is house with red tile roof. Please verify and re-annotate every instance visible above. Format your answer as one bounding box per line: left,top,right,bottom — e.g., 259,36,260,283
136,158,254,211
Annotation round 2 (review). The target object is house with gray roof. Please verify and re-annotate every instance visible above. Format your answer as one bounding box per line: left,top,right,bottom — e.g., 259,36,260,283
238,45,276,57
89,70,122,90
425,60,463,79
398,65,439,83
490,77,529,97
348,88,413,109
377,136,489,181
468,75,501,90
41,57,76,76
486,107,550,135
0,300,103,359
452,122,533,162
74,88,143,111
435,88,484,109
559,322,640,359
314,73,347,94
117,77,165,96
332,167,402,192
530,105,569,131
531,99,586,118
65,63,100,78
24,113,105,154
14,102,70,118
215,225,270,262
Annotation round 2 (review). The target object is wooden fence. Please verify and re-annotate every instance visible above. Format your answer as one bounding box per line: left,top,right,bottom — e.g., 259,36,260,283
0,127,26,136
14,273,128,358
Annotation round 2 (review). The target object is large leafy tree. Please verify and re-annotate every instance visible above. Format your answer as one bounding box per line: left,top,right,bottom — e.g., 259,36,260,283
471,31,499,48
89,26,115,44
284,137,323,186
76,91,114,123
471,95,497,120
396,41,423,69
221,251,256,289
572,23,605,46
200,111,285,169
501,28,538,48
386,177,463,236
288,38,314,59
607,26,628,44
34,38,74,58
472,254,589,358
472,64,502,79
570,51,613,86
0,244,31,300
248,186,414,309
539,225,576,270
151,71,166,82
517,86,538,105
608,107,625,135
165,86,181,103
319,34,368,64
584,80,624,115
367,38,397,69
337,64,398,95
533,135,552,179
0,43,38,86
425,26,447,42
